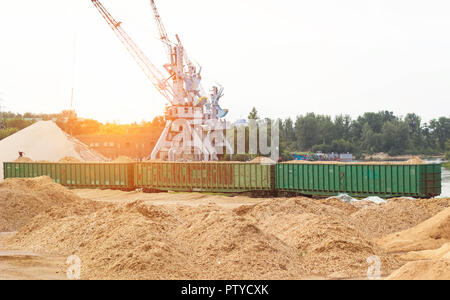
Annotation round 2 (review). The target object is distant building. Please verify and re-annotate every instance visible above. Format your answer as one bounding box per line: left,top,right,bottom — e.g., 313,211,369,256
234,119,248,126
339,153,353,161
76,128,162,160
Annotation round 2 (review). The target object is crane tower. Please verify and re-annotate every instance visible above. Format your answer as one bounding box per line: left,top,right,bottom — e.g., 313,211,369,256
91,0,232,161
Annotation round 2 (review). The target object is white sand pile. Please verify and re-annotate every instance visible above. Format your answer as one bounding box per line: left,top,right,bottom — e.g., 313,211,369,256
0,121,106,179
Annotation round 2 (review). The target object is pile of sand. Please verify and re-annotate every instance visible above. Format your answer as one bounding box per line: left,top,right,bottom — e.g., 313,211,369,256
405,156,425,164
349,198,450,239
14,157,33,163
400,242,450,261
58,156,81,163
379,207,450,280
0,176,85,231
8,179,450,280
377,206,450,253
0,121,105,179
233,198,400,278
249,156,276,164
113,156,134,163
10,201,305,279
171,204,304,279
10,202,192,279
387,260,450,280
6,187,404,279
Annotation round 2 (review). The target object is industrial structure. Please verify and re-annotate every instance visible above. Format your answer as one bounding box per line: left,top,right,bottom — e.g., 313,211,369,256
91,0,232,161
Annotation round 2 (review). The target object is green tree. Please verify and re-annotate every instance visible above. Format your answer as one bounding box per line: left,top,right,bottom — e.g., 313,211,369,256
248,107,259,120
294,113,321,150
404,113,423,152
0,127,19,140
381,120,410,156
429,117,450,151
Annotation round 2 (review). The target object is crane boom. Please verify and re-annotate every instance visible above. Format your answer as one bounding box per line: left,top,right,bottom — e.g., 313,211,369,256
91,0,174,104
149,0,173,63
90,0,232,161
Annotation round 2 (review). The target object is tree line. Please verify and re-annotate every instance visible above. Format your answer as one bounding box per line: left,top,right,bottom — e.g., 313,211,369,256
275,110,449,160
0,110,165,140
2,108,449,162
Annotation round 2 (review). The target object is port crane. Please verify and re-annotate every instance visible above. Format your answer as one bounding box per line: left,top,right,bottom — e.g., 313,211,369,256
91,0,231,161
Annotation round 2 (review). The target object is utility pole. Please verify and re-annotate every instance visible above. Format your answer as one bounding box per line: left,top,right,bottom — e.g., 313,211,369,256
0,96,6,129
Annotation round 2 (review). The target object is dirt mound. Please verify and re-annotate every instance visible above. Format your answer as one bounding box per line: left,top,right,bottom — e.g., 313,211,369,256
400,242,450,261
405,156,425,164
172,204,304,279
58,156,81,163
249,156,275,164
10,201,305,279
0,176,84,231
387,259,450,280
318,197,360,215
377,206,450,253
350,198,450,239
14,157,33,163
8,195,400,279
233,198,400,278
286,215,399,278
113,156,134,163
10,202,190,279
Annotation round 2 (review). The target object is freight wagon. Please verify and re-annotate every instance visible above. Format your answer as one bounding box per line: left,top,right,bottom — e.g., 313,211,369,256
3,162,134,190
134,162,274,194
2,161,442,198
276,163,441,198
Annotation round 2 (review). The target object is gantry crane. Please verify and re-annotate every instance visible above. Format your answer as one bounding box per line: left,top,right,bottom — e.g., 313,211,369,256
91,0,231,161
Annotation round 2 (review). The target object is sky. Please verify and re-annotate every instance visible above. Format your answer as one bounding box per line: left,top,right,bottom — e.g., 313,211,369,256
0,0,449,124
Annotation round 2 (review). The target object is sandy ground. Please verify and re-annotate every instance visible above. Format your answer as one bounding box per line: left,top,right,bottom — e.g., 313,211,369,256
1,180,449,280
73,189,263,208
0,232,65,280
0,188,265,280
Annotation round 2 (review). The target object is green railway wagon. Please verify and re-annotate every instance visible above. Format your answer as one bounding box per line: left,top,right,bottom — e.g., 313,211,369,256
275,163,441,198
3,162,134,190
134,162,275,194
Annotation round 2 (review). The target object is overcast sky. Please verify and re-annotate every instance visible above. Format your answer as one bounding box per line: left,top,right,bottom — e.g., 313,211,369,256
0,0,449,123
